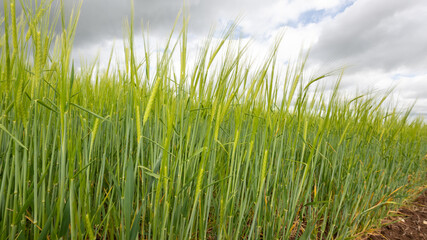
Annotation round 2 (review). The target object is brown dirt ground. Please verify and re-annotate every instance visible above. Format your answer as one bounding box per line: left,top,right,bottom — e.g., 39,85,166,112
366,189,427,240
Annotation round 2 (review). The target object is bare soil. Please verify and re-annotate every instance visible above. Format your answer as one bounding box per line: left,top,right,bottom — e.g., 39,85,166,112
366,189,427,240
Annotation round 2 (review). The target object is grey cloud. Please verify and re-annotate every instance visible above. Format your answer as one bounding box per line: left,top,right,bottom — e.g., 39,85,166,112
310,0,427,72
4,0,341,49
2,0,226,47
64,0,176,47
61,0,277,48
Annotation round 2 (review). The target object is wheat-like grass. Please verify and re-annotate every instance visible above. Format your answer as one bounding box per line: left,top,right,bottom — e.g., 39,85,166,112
0,1,426,239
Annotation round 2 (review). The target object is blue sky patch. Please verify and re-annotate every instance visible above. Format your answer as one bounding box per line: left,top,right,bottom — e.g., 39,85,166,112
286,0,356,28
298,9,327,25
391,73,417,80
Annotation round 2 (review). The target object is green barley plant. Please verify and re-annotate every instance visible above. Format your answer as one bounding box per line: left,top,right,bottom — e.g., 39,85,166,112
1,0,426,239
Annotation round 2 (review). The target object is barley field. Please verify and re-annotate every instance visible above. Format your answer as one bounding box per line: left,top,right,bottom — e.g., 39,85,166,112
0,1,426,239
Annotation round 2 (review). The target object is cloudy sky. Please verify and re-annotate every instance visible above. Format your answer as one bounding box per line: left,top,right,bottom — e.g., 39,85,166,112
64,0,427,119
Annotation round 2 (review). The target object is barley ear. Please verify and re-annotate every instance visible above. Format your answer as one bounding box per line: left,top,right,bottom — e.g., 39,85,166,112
143,77,161,125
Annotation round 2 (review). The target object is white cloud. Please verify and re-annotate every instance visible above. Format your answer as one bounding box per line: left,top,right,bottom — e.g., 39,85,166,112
311,0,427,71
303,0,427,118
65,0,427,119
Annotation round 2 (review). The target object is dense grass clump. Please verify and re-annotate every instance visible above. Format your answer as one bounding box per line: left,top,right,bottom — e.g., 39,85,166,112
1,1,426,239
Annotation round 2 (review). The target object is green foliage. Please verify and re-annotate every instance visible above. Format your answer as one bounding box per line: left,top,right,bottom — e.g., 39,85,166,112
0,1,426,239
